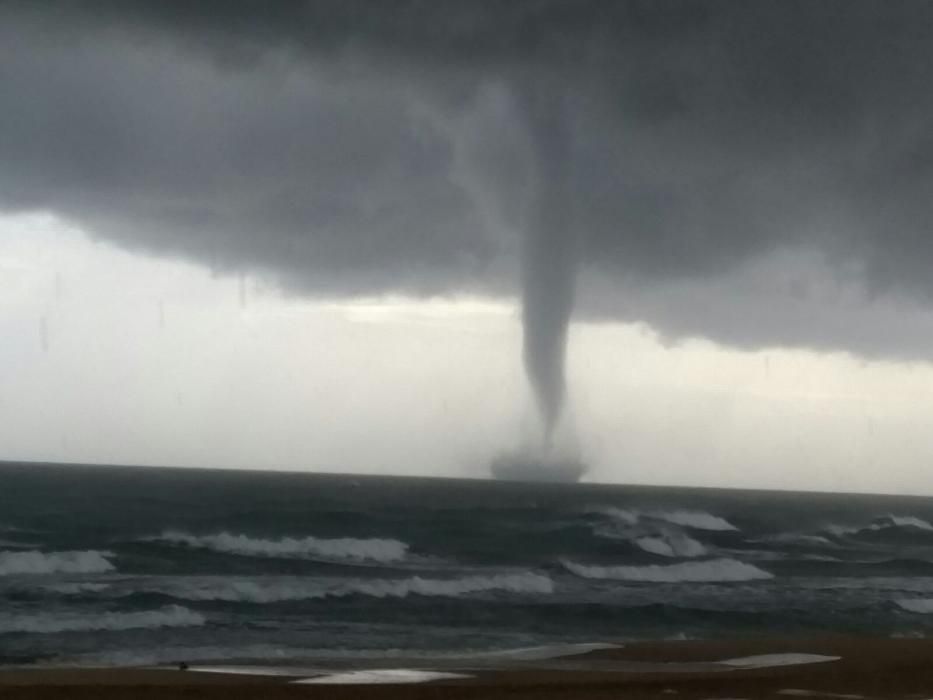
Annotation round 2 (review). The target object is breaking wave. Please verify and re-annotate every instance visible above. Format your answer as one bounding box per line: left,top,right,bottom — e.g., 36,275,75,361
649,510,737,532
562,558,772,583
896,598,933,614
0,550,115,576
151,531,408,564
594,507,640,525
634,534,708,558
826,515,933,538
881,516,933,531
593,524,708,558
153,572,554,603
755,533,836,548
42,582,113,595
0,605,204,634
595,507,737,532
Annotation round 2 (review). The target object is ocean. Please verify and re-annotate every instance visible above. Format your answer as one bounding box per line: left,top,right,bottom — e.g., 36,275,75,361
3,461,933,668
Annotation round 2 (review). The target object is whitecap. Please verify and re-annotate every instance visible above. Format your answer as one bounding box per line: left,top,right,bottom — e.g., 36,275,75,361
647,510,738,532
635,534,708,558
0,550,115,576
151,531,408,564
0,604,203,634
755,533,836,548
152,571,554,603
882,515,933,531
896,598,933,614
43,582,112,595
826,515,933,538
594,507,640,525
592,507,737,532
562,557,772,583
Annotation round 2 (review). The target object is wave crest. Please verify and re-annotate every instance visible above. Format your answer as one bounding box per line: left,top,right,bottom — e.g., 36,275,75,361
562,557,772,582
0,550,115,576
827,515,933,538
882,515,933,531
896,598,933,614
594,507,737,532
152,531,408,564
156,572,554,603
635,534,708,558
594,507,640,525
755,533,836,548
0,605,203,634
43,582,113,595
594,525,708,558
648,510,737,532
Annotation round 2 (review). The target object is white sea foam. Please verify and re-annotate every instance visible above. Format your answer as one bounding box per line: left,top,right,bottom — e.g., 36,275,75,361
718,654,839,668
827,515,933,537
896,598,933,613
594,507,737,532
299,571,556,598
596,507,640,525
594,523,708,558
797,577,933,593
562,558,772,583
153,531,408,564
824,524,857,537
0,550,115,576
649,510,738,532
0,605,204,634
882,515,933,531
635,534,708,558
757,533,836,548
43,582,112,595
157,571,554,603
0,524,44,535
292,669,472,684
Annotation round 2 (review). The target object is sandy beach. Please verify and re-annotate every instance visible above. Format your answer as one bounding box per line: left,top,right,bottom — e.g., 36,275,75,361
3,637,933,699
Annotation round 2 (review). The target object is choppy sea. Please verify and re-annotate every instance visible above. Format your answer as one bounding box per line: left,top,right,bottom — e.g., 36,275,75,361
3,462,933,667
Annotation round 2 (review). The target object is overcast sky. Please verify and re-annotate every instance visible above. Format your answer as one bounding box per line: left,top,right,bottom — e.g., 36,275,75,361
3,2,933,494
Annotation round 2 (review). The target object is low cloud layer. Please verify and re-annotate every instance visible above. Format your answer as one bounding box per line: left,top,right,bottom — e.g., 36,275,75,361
3,1,933,358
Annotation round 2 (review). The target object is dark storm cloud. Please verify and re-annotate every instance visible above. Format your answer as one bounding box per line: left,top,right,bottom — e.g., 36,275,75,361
3,1,933,356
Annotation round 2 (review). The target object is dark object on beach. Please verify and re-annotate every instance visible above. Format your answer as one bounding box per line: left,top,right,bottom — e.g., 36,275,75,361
177,662,188,671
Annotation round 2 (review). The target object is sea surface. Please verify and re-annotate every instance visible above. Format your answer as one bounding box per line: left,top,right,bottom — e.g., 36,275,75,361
4,462,933,667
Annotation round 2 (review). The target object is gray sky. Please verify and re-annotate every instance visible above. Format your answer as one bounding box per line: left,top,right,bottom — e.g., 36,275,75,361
3,2,933,493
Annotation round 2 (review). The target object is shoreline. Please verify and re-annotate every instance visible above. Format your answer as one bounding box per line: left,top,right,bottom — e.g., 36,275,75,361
3,637,933,698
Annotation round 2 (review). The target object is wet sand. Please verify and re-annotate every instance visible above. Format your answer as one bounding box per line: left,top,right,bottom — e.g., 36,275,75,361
2,637,933,699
